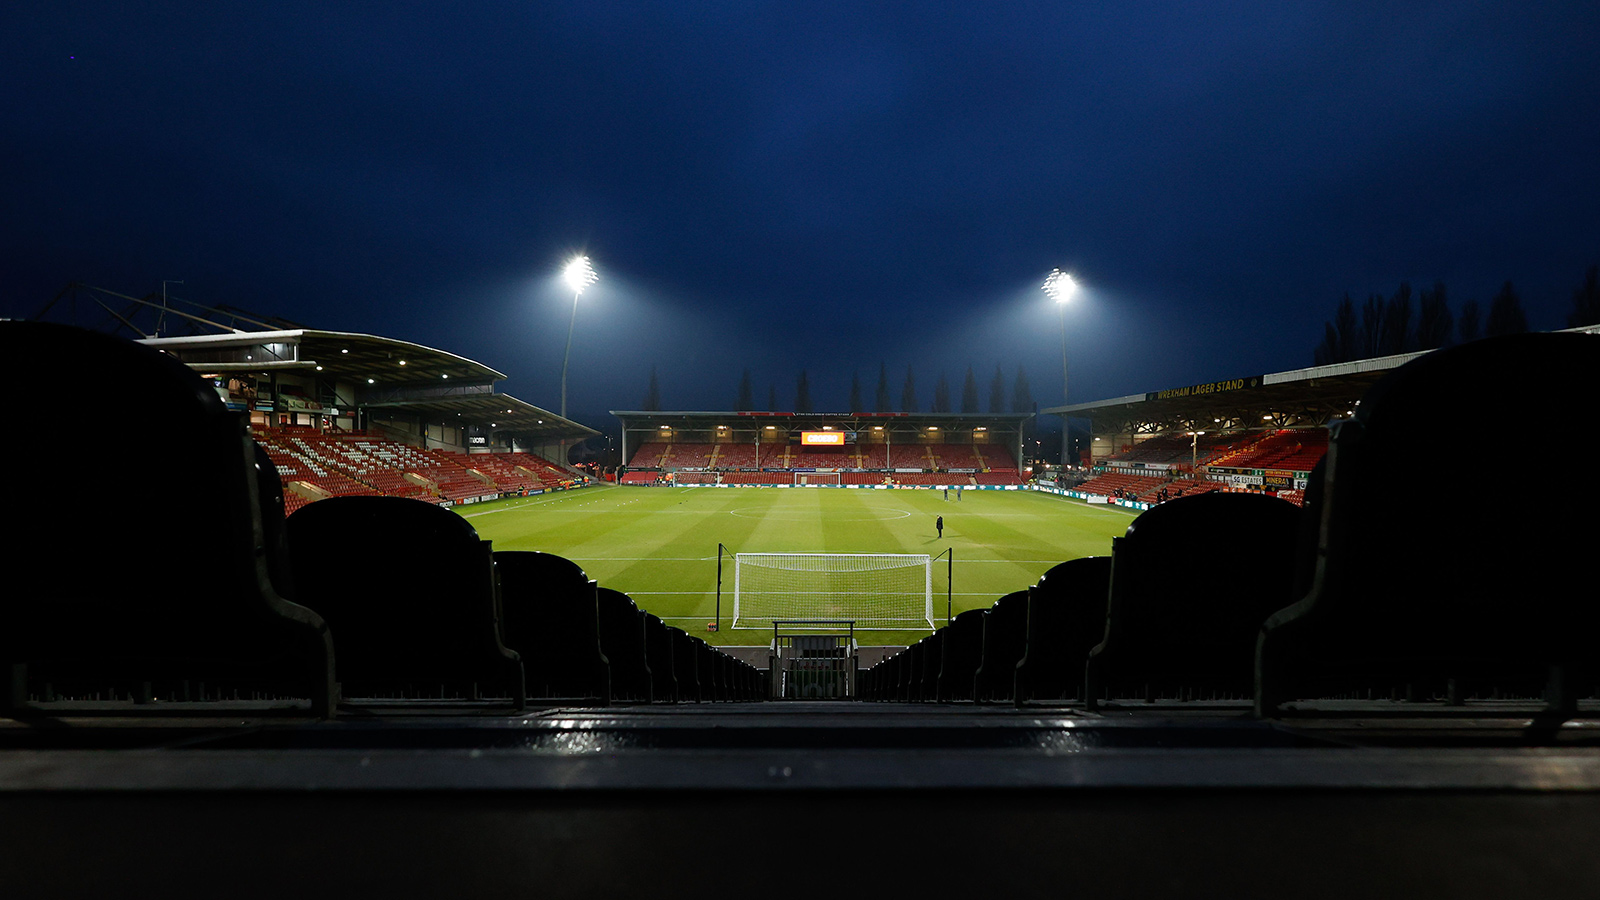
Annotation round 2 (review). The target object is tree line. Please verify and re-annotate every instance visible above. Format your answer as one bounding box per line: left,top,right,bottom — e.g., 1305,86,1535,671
1312,265,1599,366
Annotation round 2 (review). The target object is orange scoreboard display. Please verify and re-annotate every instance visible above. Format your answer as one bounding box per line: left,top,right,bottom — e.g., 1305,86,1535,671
800,431,846,446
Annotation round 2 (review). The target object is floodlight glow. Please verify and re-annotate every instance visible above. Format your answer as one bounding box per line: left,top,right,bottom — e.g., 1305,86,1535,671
564,256,599,295
1042,268,1078,304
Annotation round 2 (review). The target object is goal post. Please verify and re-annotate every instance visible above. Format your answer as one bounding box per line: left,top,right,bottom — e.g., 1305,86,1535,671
731,552,934,631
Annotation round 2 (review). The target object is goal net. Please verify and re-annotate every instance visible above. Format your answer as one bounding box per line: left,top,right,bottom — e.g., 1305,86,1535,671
731,552,934,630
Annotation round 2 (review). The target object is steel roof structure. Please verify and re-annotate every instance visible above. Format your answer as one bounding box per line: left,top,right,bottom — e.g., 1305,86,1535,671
1044,324,1600,436
36,283,596,443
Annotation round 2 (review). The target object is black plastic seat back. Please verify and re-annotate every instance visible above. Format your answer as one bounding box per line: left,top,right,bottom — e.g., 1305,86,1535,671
972,591,1029,702
1259,333,1600,712
642,614,678,703
494,550,609,703
597,588,652,703
1015,556,1112,704
669,627,702,702
935,609,987,702
921,631,947,702
1087,492,1300,706
287,496,523,706
0,322,333,714
897,639,924,702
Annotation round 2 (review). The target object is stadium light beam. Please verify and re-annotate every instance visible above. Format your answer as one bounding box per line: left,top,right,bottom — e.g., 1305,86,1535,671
559,256,598,421
1043,268,1079,465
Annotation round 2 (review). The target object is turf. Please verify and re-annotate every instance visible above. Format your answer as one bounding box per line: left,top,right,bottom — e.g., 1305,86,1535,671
458,484,1135,646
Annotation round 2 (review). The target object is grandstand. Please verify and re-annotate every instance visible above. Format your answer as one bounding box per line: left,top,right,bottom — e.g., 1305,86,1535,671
255,429,577,513
611,410,1033,488
42,288,604,511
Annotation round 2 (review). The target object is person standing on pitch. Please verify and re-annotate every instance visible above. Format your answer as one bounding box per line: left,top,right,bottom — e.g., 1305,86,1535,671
936,515,944,538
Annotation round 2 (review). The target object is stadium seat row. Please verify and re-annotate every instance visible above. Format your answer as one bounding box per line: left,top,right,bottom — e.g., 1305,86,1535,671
0,323,762,715
864,331,1600,716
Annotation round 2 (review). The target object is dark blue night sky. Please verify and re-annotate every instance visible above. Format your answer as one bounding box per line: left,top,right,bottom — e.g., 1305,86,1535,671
5,2,1598,426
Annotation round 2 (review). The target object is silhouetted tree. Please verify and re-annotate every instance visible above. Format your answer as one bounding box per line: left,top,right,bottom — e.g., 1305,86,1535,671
795,370,813,413
642,366,661,411
1011,365,1033,414
1313,323,1340,366
1458,299,1481,343
1416,282,1453,350
1314,294,1361,365
874,362,892,413
736,370,754,411
1567,265,1600,328
989,364,1006,413
1486,282,1528,336
1359,293,1384,357
849,372,863,412
901,366,917,412
767,384,777,412
961,366,980,413
1333,294,1359,360
1379,282,1413,355
932,372,952,413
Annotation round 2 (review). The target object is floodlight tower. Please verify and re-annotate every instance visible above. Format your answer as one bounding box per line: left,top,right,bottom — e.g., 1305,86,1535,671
560,256,599,421
1042,268,1079,465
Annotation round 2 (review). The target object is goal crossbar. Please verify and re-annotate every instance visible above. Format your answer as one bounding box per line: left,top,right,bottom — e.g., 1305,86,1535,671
731,552,934,631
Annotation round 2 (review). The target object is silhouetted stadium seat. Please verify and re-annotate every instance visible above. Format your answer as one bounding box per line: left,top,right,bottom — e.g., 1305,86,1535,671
287,496,524,708
0,322,335,715
1014,556,1113,705
1086,493,1300,709
494,550,610,704
915,630,945,702
935,609,988,702
669,627,703,702
972,590,1029,703
898,638,926,702
597,588,653,703
1258,332,1600,716
642,613,679,703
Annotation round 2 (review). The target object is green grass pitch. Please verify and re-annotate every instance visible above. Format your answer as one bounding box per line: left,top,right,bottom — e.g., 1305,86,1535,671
458,484,1136,646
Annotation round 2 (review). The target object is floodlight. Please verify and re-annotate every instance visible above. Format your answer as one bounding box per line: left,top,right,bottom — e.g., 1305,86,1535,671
564,256,599,295
1042,268,1078,304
